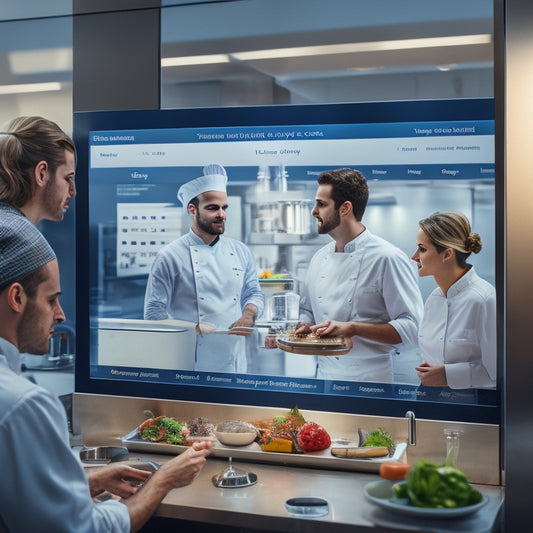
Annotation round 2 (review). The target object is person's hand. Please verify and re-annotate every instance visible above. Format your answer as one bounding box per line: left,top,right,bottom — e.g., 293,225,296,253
157,440,213,490
294,322,312,336
229,314,254,336
119,440,214,532
88,463,152,498
415,361,448,387
196,323,215,335
310,320,354,349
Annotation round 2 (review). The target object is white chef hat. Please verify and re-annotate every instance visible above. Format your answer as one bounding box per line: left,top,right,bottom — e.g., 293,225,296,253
177,163,228,207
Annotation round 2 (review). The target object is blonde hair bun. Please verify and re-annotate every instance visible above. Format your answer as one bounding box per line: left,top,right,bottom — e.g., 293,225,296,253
466,232,482,254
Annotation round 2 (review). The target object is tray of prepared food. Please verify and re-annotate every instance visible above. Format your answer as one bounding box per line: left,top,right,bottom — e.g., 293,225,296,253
276,333,351,355
120,407,406,473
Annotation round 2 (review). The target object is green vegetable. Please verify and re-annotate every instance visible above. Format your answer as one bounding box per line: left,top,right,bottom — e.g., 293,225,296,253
362,428,395,453
274,405,306,428
141,424,162,442
159,417,186,445
393,460,483,508
141,416,186,445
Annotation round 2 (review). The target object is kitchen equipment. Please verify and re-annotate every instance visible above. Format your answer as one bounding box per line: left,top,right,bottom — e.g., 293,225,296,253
97,318,196,370
279,200,314,235
80,446,129,464
212,457,258,488
258,278,294,324
249,196,316,237
271,290,300,322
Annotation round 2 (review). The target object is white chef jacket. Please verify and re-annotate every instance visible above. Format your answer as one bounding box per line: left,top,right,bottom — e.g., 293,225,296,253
0,338,130,533
418,266,496,389
300,229,423,382
144,231,264,372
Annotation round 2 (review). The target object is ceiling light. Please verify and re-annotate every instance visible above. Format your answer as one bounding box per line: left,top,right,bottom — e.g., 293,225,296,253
8,48,72,75
162,54,230,67
0,82,62,95
349,66,385,72
437,63,458,71
230,34,492,61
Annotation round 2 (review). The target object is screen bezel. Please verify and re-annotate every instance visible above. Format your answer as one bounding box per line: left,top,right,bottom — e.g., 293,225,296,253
73,99,500,424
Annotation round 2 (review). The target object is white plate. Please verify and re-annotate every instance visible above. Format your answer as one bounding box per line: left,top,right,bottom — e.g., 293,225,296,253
364,480,488,519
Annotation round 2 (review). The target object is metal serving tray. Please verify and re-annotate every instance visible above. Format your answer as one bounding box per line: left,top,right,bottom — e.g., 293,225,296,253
121,428,407,473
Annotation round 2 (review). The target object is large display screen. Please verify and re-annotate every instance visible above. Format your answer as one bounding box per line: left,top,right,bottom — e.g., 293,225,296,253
74,99,499,423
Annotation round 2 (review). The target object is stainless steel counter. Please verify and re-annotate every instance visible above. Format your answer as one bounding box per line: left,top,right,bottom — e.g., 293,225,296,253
125,451,503,533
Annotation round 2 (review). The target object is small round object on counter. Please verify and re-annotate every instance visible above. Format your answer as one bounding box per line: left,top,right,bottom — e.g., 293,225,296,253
285,497,329,518
215,420,259,446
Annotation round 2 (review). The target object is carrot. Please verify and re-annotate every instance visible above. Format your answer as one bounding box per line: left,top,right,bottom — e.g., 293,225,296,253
379,461,411,481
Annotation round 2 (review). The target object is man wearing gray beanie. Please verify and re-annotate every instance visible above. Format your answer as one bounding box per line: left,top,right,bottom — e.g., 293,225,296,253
0,205,212,532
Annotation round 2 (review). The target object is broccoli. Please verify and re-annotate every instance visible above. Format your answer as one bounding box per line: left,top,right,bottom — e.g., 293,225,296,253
393,460,483,508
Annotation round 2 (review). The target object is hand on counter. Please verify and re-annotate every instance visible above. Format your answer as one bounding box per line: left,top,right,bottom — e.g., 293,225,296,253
88,463,151,499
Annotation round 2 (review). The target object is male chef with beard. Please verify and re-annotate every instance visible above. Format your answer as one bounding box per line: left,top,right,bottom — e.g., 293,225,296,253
296,168,423,383
144,164,263,373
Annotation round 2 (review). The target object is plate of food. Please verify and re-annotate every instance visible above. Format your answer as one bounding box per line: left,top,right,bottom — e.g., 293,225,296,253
121,407,405,474
364,460,489,519
276,333,351,355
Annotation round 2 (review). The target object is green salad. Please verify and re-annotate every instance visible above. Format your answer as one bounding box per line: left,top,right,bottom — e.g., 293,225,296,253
139,416,187,445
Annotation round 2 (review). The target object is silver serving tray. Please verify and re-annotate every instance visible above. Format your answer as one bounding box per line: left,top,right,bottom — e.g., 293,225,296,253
121,428,407,473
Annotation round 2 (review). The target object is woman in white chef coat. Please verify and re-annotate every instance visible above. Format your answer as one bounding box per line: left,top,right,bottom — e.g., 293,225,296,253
412,211,496,389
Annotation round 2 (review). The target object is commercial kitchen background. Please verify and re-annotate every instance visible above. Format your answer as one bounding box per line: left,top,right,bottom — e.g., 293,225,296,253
0,0,531,530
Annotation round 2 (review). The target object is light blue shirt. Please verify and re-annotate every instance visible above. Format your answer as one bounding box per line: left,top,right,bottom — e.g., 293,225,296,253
144,231,264,372
418,266,497,389
299,229,424,382
0,338,130,533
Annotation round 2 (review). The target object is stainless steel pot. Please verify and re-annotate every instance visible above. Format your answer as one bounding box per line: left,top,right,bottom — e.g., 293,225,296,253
278,200,315,235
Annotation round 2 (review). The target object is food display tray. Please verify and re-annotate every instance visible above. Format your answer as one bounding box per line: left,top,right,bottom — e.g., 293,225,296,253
121,428,407,473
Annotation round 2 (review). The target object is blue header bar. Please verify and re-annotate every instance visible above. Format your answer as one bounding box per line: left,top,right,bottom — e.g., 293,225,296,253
90,120,494,145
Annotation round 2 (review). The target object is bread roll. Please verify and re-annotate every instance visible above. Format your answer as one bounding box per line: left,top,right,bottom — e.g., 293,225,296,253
330,446,389,458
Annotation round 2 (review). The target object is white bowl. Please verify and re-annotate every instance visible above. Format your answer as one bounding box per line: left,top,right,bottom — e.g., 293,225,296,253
215,430,258,446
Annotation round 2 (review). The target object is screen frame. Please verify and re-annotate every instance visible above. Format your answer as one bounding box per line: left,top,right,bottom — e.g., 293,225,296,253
73,98,500,424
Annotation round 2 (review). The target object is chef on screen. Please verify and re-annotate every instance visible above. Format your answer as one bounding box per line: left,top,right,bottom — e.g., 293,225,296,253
144,163,263,373
412,211,496,389
296,168,424,383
